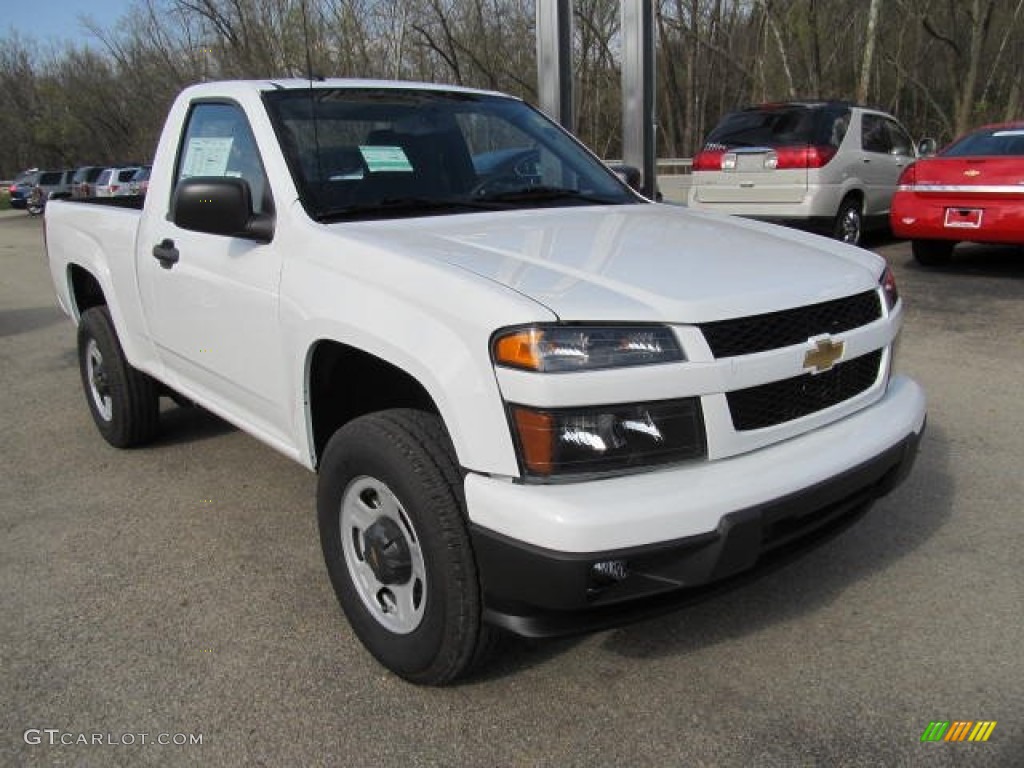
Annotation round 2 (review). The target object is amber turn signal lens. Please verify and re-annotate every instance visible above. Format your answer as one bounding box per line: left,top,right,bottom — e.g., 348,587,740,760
494,329,543,371
512,408,555,474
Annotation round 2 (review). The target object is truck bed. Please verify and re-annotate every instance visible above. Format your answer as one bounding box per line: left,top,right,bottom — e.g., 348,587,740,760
65,195,146,210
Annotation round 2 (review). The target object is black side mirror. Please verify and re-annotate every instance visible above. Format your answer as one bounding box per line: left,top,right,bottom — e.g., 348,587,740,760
172,177,274,242
608,163,643,192
917,138,938,157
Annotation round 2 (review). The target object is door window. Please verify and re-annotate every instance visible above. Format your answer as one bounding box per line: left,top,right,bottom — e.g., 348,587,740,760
885,119,914,157
861,114,892,154
175,102,272,214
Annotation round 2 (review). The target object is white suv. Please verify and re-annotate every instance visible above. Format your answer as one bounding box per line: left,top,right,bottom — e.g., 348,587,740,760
94,166,143,197
688,102,916,246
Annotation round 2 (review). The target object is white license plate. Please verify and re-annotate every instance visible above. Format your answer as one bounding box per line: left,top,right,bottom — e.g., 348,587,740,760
944,207,983,229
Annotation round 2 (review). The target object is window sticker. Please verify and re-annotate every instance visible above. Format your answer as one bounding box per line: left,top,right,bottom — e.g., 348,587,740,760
181,137,234,177
358,145,414,173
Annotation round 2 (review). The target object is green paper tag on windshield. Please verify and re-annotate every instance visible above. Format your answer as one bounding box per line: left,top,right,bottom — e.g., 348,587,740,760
358,146,413,173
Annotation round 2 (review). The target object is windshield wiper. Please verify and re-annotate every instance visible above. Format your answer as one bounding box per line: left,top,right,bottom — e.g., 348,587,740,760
314,196,503,222
473,186,622,205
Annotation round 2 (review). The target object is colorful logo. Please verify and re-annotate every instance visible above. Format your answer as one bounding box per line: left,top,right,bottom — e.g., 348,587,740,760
920,721,997,742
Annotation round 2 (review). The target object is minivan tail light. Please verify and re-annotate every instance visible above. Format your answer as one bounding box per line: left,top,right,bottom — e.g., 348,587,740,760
773,145,838,169
692,150,725,171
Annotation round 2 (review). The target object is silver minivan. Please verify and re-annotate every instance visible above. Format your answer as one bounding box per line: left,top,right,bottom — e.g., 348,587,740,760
687,101,916,245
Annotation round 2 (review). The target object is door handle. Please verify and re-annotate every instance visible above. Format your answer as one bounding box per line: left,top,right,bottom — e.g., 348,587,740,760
152,238,179,269
862,157,872,163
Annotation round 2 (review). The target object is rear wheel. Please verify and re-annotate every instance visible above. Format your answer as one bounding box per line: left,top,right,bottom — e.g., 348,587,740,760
317,409,494,685
912,239,954,266
833,196,863,246
77,307,159,447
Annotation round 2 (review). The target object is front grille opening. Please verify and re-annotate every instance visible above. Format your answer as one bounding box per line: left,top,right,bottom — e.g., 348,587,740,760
700,291,881,358
727,350,883,431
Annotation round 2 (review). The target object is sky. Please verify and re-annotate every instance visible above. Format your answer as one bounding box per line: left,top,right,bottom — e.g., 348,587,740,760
3,0,136,44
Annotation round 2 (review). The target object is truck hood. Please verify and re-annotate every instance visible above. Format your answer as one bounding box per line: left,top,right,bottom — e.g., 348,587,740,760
335,204,883,323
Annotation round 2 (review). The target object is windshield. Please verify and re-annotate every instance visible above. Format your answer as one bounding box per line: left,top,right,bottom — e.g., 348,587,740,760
942,126,1024,157
263,88,637,221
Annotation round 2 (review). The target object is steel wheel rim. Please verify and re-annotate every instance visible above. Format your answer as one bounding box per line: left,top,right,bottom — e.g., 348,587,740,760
840,207,861,244
85,339,113,421
340,476,427,634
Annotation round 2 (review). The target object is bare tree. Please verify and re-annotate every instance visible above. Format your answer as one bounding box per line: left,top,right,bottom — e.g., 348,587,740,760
857,0,882,103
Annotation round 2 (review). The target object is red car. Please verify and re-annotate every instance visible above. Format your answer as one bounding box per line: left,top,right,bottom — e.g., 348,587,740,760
891,121,1024,265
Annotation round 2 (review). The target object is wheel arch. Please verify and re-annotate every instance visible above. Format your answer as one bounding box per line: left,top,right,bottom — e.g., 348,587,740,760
837,187,864,213
67,263,108,320
304,339,449,471
302,334,521,478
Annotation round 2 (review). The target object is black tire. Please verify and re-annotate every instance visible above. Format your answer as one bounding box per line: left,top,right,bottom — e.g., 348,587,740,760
833,195,863,246
317,409,494,685
912,239,954,266
77,306,160,448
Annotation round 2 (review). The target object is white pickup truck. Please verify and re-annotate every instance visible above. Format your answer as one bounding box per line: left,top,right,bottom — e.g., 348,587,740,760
46,79,926,684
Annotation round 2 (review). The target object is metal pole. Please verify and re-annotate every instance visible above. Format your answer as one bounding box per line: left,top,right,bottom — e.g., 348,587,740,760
622,0,657,198
536,0,574,131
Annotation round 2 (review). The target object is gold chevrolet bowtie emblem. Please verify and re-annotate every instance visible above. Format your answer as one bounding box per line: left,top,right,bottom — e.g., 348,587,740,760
803,338,845,374
964,169,981,177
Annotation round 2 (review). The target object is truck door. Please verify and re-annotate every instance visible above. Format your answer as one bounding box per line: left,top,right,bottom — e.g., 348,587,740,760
137,101,290,445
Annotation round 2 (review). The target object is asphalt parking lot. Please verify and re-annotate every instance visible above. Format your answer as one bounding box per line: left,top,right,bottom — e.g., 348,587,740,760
2,208,1022,766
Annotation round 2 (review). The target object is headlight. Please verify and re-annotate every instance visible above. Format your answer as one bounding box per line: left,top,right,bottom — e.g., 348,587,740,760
880,265,899,312
509,398,706,478
493,325,683,372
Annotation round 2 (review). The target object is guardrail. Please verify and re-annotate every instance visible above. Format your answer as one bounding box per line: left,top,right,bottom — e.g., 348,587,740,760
604,158,693,175
604,158,693,203
655,158,693,175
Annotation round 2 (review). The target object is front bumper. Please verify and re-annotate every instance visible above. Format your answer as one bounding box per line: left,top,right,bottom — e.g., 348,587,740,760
466,375,926,637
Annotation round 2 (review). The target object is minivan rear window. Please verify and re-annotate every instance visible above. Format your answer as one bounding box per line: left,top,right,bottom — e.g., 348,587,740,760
705,106,850,149
39,172,63,184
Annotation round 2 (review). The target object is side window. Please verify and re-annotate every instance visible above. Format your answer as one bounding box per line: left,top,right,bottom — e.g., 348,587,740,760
828,111,851,148
176,102,271,215
885,119,913,156
861,114,891,154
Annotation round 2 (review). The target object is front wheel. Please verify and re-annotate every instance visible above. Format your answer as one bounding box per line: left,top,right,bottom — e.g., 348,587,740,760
317,409,494,685
833,196,863,246
77,307,160,447
912,239,954,266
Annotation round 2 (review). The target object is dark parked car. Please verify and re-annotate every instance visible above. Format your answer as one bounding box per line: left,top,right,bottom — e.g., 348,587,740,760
8,169,40,209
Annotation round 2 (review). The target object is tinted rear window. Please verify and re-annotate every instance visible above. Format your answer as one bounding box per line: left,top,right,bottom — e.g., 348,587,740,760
39,172,63,184
117,169,138,182
73,168,106,183
943,127,1024,157
705,106,850,149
